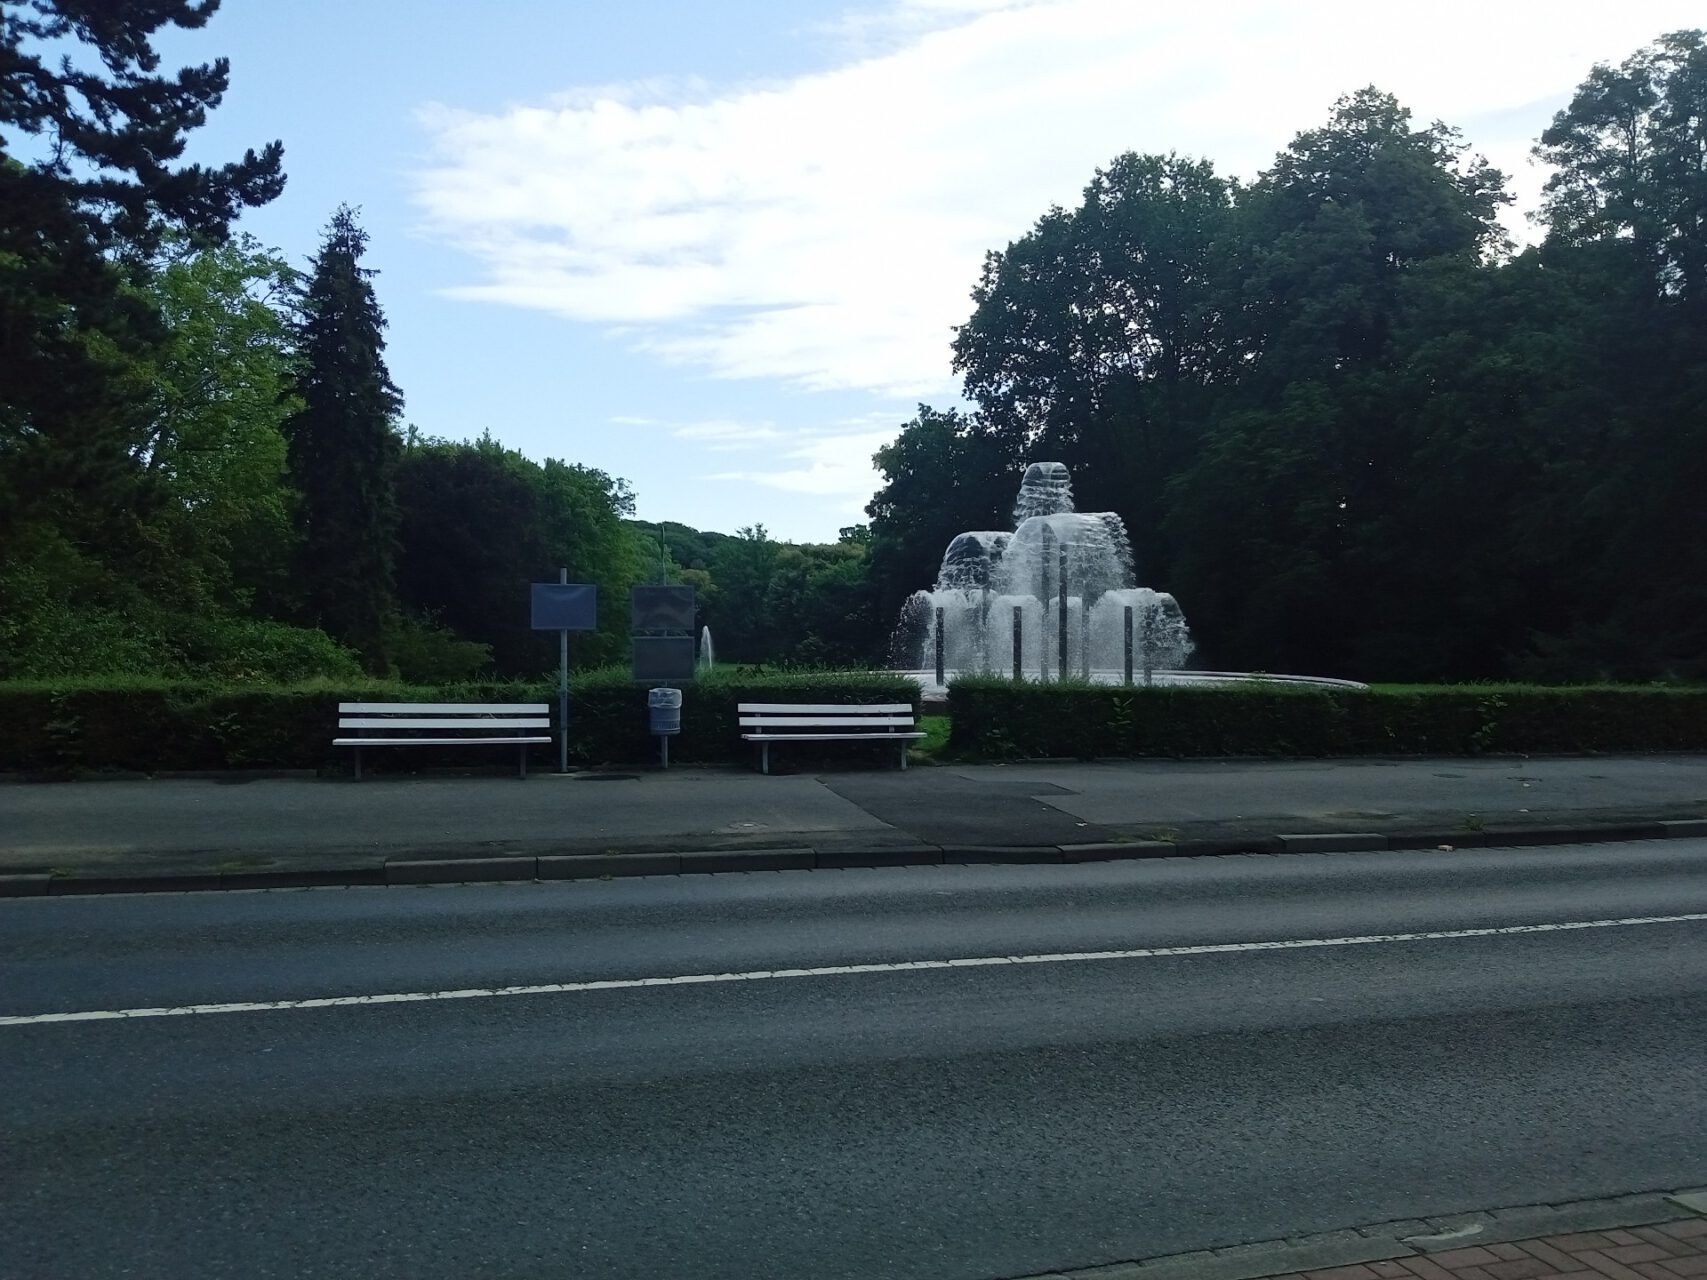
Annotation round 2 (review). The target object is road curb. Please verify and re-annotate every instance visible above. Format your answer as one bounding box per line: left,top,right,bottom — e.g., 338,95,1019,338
5,817,1705,896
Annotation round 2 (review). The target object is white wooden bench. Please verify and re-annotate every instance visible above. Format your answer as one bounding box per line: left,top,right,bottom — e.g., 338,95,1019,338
738,702,925,774
334,703,553,780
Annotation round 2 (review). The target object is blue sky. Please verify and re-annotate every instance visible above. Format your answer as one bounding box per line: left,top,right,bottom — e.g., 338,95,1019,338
153,0,1701,542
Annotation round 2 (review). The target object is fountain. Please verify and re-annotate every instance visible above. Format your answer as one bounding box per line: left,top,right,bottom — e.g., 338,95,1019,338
894,461,1365,696
698,626,715,672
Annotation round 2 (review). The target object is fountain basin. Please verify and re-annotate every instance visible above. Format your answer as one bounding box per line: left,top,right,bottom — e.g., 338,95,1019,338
900,668,1370,702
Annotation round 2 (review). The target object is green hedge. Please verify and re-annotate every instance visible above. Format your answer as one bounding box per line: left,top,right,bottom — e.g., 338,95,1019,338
947,677,1707,758
0,669,921,774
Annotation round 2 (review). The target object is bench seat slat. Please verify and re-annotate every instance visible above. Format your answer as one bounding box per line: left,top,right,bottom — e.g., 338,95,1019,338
338,702,548,715
334,736,553,747
338,717,550,730
736,702,913,714
738,716,915,728
743,732,926,742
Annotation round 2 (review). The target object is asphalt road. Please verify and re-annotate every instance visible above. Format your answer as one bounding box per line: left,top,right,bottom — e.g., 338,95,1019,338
4,841,1707,1279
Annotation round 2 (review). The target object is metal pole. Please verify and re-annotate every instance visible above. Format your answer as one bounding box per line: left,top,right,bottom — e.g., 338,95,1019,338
934,606,946,688
1057,542,1069,681
1081,598,1091,680
558,567,569,774
980,584,991,673
1039,526,1052,681
1012,605,1022,682
1142,604,1155,688
1123,605,1134,686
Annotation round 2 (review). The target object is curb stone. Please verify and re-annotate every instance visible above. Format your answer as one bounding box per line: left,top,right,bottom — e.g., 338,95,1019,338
1276,832,1386,853
814,847,944,868
1385,830,1493,849
2,819,1704,897
940,845,1065,863
678,848,816,873
385,857,538,885
1004,1186,1707,1280
538,853,682,879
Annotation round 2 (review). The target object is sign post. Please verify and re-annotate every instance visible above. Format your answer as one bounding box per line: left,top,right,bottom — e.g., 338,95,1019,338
529,574,598,773
631,586,696,769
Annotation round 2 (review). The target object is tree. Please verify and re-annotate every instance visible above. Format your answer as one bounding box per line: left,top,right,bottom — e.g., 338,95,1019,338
955,154,1234,458
283,206,402,671
705,526,782,663
865,406,1012,623
1235,88,1508,387
1523,32,1707,676
952,154,1234,567
1537,30,1707,312
1164,90,1511,674
395,433,648,675
139,237,299,612
1,0,284,549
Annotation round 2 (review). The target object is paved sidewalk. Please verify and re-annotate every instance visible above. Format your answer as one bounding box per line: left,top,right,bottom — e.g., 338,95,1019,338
1020,1190,1707,1280
2,754,1705,892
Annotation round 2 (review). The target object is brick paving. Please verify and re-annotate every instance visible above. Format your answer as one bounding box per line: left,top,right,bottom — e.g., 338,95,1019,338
1262,1220,1707,1280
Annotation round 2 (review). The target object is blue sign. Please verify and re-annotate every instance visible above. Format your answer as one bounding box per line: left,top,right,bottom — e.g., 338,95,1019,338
530,583,597,631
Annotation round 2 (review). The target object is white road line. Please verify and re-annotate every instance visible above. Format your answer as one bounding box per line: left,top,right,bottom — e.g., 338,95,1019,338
4,912,1706,1028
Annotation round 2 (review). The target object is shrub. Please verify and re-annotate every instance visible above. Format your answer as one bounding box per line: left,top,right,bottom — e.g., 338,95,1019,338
947,677,1707,758
0,668,920,773
566,667,921,766
387,614,494,684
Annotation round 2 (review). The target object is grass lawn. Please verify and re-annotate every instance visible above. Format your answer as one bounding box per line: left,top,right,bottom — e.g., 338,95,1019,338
911,714,952,762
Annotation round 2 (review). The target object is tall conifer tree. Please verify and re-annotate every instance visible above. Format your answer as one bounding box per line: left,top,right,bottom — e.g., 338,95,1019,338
284,206,402,671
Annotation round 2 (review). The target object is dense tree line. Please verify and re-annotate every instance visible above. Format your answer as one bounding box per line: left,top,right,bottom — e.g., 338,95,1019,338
7,7,1701,684
0,1,648,682
867,32,1707,682
633,522,885,668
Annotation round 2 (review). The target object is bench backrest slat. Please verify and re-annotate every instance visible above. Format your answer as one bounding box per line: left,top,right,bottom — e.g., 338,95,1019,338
738,716,916,728
736,701,916,737
339,716,551,730
339,702,548,715
736,703,913,715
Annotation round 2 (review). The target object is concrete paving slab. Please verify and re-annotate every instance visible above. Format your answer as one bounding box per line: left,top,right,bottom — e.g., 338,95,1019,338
3,754,1706,886
0,770,897,872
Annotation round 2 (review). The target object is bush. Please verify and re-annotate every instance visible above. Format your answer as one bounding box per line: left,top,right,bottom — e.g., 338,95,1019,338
0,561,363,684
387,614,494,684
947,677,1707,758
566,667,922,766
176,615,365,684
0,668,920,774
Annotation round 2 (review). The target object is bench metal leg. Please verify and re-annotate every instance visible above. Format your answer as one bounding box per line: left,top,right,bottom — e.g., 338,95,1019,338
899,739,907,770
354,746,362,782
761,742,770,775
518,742,528,779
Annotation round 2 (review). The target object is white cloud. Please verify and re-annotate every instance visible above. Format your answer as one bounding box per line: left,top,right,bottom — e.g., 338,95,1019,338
668,418,793,450
707,424,897,516
412,0,1701,397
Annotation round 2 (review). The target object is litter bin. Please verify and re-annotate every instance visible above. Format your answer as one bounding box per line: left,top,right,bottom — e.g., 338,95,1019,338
648,687,682,735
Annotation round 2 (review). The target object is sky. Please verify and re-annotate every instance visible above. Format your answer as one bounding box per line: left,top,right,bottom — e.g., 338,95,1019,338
148,0,1703,542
